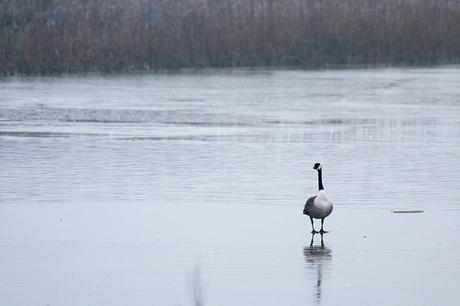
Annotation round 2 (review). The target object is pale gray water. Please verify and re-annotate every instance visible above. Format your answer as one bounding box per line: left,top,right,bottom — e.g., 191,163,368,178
1,68,460,305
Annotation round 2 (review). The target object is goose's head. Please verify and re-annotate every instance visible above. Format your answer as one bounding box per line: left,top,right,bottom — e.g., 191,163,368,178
313,162,322,171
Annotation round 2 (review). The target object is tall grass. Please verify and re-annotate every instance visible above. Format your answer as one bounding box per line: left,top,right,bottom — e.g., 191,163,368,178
1,0,460,75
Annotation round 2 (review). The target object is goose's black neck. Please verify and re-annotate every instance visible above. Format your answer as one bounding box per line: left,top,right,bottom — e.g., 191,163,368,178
317,169,324,190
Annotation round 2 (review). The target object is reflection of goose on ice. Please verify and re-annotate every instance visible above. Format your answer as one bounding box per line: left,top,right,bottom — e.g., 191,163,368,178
303,163,333,234
303,233,332,302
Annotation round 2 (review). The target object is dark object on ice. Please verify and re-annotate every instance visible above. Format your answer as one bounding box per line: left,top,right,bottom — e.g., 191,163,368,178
391,210,424,214
303,163,333,234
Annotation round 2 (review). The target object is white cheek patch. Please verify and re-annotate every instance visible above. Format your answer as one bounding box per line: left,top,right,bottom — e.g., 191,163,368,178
317,165,322,170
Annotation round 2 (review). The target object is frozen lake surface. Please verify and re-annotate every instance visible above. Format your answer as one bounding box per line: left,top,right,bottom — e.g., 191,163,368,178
1,68,460,305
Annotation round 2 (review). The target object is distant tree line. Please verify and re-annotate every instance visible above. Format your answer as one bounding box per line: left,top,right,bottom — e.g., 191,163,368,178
1,0,460,75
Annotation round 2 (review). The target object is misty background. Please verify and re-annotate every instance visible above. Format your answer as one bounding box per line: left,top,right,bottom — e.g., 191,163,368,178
1,0,460,75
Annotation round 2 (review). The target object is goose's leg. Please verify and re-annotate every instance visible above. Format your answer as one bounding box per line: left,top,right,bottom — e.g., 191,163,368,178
309,233,315,246
320,232,324,247
310,216,318,234
319,219,328,234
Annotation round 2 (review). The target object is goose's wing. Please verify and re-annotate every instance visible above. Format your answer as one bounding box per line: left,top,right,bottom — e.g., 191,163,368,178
303,196,316,215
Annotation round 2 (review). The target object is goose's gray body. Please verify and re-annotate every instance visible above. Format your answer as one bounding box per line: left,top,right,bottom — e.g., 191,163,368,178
303,190,333,219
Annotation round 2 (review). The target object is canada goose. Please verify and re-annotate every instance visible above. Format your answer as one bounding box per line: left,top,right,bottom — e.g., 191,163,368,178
303,163,333,233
